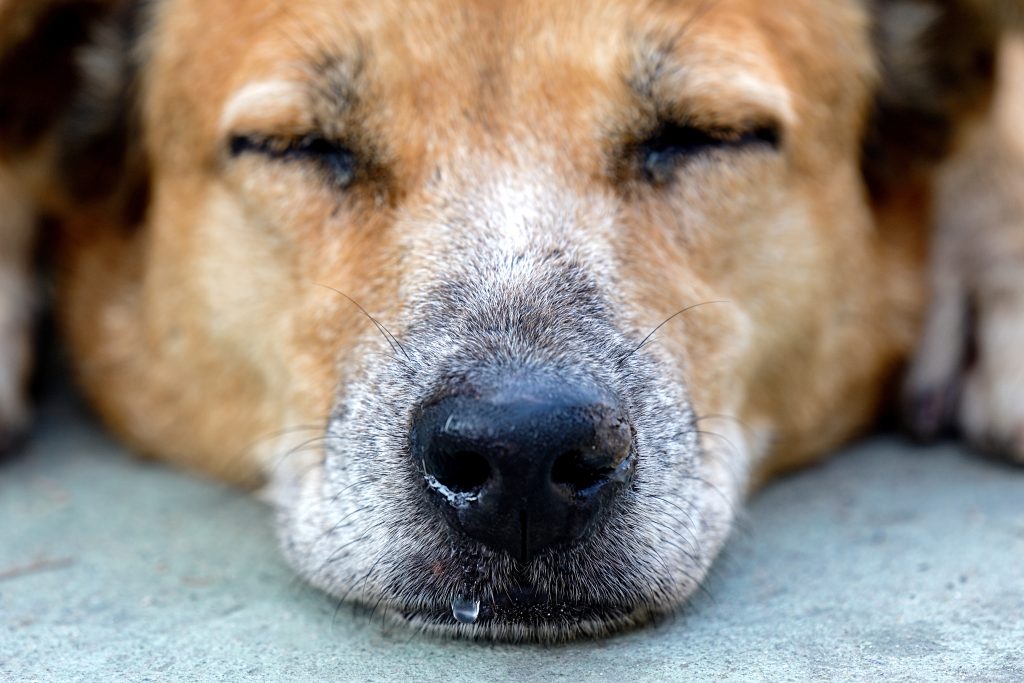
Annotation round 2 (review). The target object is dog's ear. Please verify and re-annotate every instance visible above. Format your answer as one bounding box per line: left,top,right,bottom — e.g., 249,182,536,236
0,1,108,157
863,0,1020,199
58,0,150,226
0,0,148,226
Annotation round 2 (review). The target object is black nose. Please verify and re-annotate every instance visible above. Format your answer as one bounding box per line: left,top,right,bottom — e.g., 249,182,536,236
410,372,634,562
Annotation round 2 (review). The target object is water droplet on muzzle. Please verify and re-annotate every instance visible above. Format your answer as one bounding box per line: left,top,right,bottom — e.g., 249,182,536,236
452,595,481,624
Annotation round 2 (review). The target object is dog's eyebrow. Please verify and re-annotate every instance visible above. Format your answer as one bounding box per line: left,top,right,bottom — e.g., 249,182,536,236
219,56,363,136
219,80,314,134
628,38,796,127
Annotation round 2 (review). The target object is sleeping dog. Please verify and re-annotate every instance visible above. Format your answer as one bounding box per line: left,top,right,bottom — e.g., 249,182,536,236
1,0,1021,640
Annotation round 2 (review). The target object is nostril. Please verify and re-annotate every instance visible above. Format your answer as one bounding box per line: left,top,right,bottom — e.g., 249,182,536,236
428,450,492,494
414,378,636,560
551,449,615,492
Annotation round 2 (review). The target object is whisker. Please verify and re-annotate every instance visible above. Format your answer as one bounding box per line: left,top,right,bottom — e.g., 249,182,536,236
692,428,748,503
676,470,739,521
360,544,397,625
311,509,385,593
306,498,375,554
619,300,731,364
314,282,411,361
695,412,755,436
330,533,391,629
646,492,706,559
277,434,340,461
645,524,715,603
647,517,700,564
299,480,379,577
226,423,325,477
334,520,394,600
265,434,349,484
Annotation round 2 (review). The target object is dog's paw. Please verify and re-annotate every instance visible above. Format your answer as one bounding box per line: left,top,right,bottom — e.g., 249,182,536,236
906,233,1024,463
904,55,1024,462
957,279,1024,461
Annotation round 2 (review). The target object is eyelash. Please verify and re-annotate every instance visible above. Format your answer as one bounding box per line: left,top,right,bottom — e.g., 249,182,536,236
638,122,781,183
229,134,357,187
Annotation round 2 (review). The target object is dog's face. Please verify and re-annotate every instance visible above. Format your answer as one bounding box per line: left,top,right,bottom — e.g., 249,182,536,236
55,0,938,640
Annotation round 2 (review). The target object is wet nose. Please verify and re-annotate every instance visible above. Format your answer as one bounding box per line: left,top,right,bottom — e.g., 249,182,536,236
410,372,634,562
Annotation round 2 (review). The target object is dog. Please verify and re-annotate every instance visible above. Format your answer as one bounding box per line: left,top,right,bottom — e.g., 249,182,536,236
1,0,1021,641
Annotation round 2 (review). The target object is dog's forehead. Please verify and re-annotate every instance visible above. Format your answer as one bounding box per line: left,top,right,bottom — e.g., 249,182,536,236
145,0,874,178
153,1,857,141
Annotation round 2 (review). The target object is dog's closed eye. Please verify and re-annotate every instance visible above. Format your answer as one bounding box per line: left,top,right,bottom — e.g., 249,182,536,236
229,133,357,188
637,121,781,184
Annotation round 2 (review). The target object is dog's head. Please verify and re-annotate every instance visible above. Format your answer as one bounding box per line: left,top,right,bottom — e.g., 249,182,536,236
6,0,1008,639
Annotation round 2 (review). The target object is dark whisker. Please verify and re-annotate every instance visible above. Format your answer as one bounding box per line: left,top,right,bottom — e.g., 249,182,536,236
331,534,391,630
314,282,411,361
647,518,700,563
619,300,731,364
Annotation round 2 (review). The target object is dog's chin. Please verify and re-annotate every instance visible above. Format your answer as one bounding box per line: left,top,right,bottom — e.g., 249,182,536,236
284,521,711,643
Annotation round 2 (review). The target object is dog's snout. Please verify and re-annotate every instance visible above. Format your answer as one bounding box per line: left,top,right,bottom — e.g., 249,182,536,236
411,373,635,562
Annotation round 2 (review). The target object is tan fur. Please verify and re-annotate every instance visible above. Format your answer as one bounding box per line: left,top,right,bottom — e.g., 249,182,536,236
55,0,925,485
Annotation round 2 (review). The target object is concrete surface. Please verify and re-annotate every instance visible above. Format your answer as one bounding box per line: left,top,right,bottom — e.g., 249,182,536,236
2,394,1023,682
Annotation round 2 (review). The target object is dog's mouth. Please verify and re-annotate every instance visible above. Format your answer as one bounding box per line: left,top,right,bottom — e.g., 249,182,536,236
334,519,693,642
376,582,658,640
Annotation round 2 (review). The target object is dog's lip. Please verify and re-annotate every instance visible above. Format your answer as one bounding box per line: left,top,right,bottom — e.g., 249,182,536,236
394,584,643,630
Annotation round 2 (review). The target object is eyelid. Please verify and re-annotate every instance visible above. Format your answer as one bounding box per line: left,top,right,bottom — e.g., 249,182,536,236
635,119,781,184
643,43,797,131
218,80,314,138
228,133,328,158
227,132,358,189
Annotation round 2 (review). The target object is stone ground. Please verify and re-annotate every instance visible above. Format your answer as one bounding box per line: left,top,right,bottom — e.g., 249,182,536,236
2,392,1023,681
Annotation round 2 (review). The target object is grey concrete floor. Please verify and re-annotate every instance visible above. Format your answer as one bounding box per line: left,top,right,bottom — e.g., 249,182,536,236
2,393,1023,682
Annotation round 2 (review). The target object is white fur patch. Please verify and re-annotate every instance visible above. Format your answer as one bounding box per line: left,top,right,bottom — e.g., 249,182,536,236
484,172,556,254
